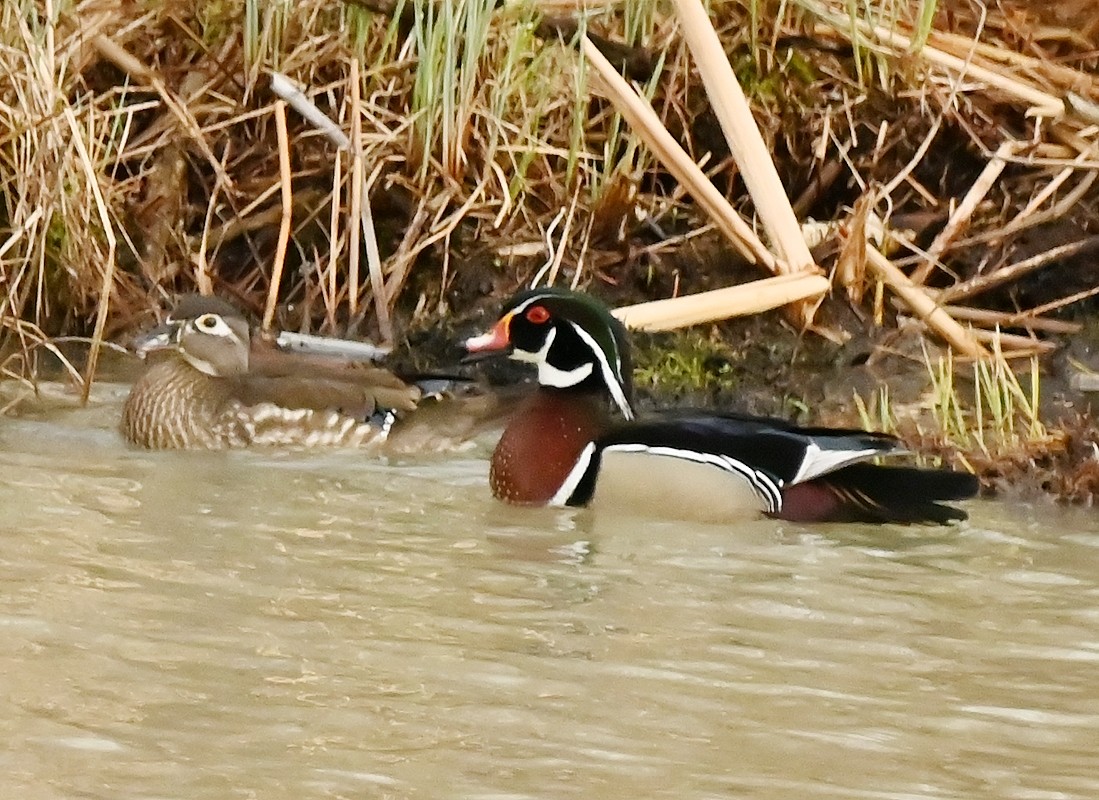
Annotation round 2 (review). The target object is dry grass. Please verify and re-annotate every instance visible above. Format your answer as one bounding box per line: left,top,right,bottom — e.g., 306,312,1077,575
1,0,1098,405
853,342,1099,504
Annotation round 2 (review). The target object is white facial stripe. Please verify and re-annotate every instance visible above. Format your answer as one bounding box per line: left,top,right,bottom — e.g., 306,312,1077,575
523,326,594,388
179,313,249,376
567,320,633,420
540,360,594,388
549,441,598,506
511,325,551,365
513,325,554,364
510,294,548,315
507,294,634,420
192,314,236,338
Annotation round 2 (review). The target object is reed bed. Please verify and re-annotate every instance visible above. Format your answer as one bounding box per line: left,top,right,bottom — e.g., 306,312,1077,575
1,1,1097,414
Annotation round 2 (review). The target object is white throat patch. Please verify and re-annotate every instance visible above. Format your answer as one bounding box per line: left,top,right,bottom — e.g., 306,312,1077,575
519,328,596,388
506,294,634,420
180,352,222,377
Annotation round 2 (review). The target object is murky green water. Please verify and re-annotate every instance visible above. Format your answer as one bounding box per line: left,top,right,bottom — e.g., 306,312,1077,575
3,383,1099,799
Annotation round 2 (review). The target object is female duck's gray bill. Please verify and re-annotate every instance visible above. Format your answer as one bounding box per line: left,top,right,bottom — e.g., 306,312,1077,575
131,323,178,359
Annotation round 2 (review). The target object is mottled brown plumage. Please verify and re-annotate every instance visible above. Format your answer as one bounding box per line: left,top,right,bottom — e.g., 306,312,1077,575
121,295,423,450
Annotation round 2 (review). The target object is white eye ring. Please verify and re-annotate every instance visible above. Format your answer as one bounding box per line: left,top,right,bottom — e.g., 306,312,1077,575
193,313,230,335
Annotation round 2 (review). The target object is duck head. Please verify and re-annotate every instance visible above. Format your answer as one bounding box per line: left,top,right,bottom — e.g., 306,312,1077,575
464,288,635,420
133,294,251,378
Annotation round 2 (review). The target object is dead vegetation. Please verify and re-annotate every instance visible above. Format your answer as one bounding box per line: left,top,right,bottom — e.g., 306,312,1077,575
1,0,1099,496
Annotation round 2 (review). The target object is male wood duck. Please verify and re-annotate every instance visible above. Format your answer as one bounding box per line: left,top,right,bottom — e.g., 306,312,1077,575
122,294,500,451
463,288,980,524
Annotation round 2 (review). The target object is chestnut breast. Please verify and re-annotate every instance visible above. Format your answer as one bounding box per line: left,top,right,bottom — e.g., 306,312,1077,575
489,390,609,505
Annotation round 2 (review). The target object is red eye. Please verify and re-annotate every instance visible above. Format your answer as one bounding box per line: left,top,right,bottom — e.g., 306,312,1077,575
525,305,550,324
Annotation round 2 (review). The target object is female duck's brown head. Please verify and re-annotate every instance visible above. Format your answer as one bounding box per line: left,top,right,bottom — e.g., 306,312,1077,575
134,294,251,378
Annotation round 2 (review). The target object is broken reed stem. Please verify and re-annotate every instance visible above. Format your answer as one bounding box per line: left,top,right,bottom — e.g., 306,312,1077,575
613,272,830,331
668,0,817,278
269,71,349,147
580,36,777,272
263,100,293,333
911,140,1022,285
348,63,363,320
936,236,1099,305
865,245,986,358
671,0,816,276
943,305,1081,335
966,327,1056,355
324,151,343,331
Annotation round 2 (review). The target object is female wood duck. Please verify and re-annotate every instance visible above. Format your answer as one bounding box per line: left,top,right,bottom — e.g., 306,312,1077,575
123,294,493,451
463,288,979,524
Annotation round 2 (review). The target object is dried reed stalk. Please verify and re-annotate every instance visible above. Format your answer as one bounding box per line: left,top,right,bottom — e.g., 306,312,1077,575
671,0,816,276
352,64,392,344
865,246,986,358
966,328,1056,356
263,101,293,332
93,34,234,188
324,153,344,329
942,306,1081,335
348,65,364,320
910,140,1023,285
580,36,777,272
613,272,829,331
63,105,116,403
270,68,392,342
935,236,1099,305
928,30,1099,97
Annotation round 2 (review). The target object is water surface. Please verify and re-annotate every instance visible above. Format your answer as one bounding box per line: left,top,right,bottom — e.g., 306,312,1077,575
2,383,1098,799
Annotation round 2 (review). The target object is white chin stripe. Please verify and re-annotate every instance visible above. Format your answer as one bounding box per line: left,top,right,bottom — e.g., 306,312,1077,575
513,326,554,365
182,353,220,377
523,327,595,388
539,360,594,388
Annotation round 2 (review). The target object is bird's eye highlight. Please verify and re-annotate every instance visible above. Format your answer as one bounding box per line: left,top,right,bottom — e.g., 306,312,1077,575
196,314,220,331
525,305,550,324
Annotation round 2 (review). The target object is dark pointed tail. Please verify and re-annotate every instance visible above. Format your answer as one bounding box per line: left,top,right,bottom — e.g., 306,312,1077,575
778,464,980,524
